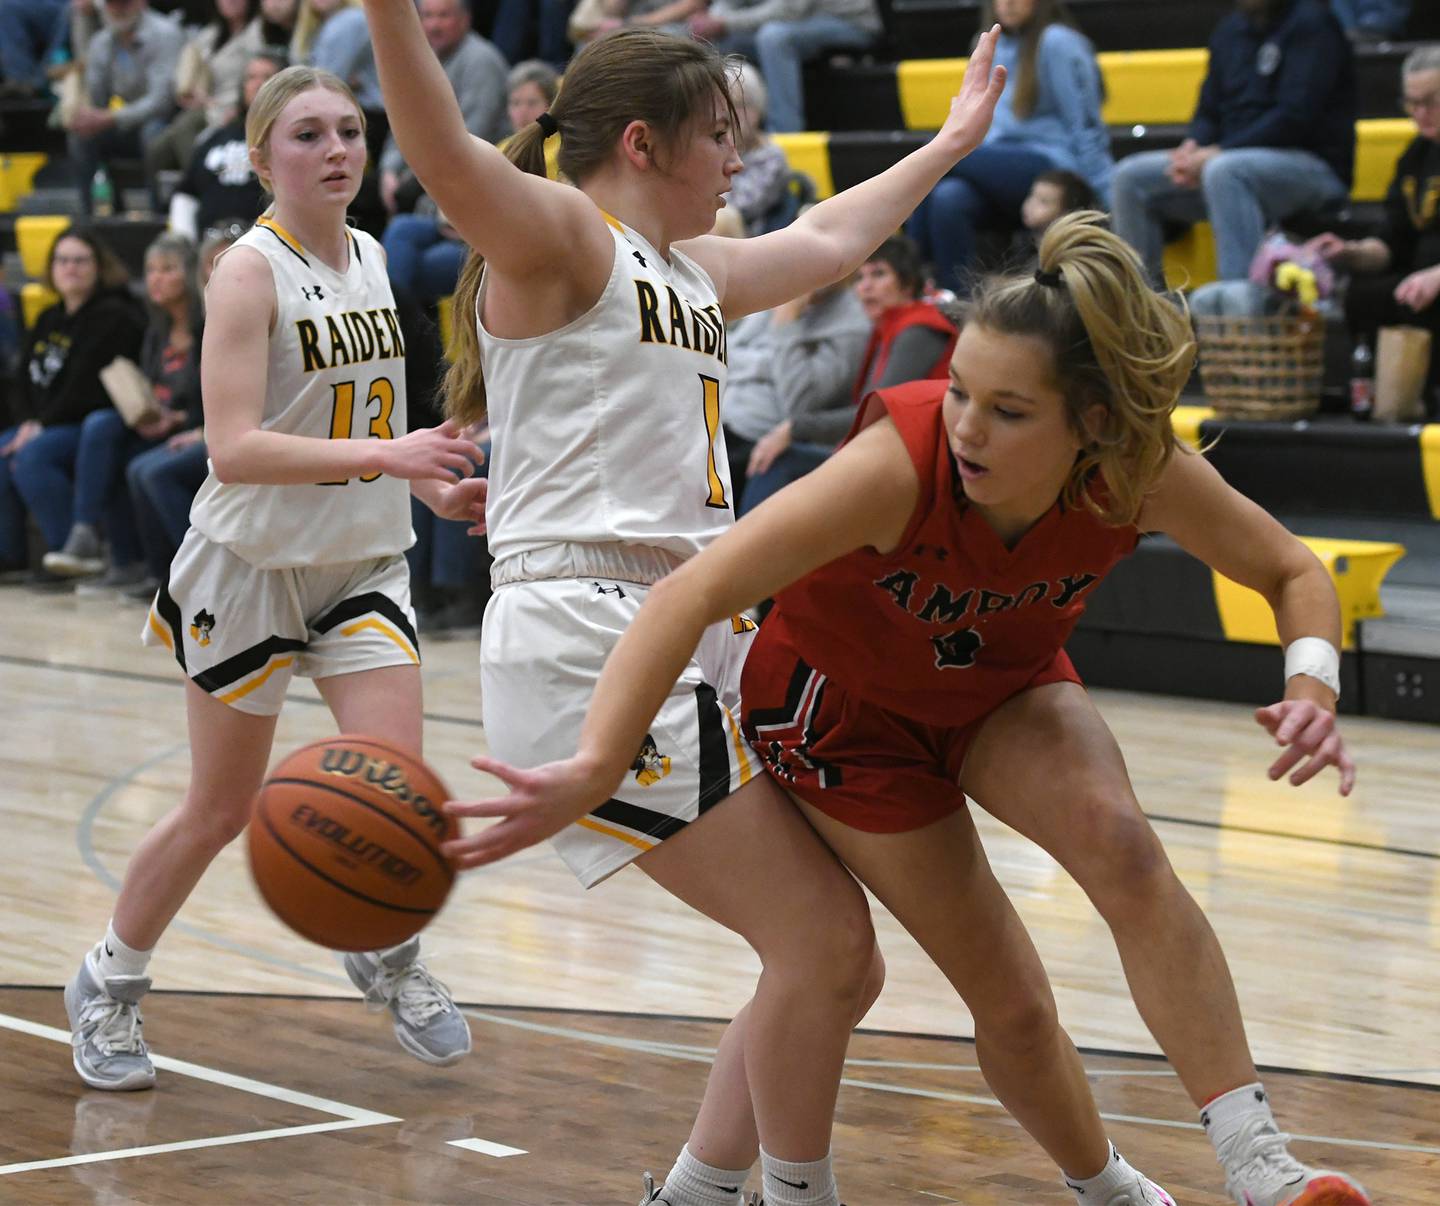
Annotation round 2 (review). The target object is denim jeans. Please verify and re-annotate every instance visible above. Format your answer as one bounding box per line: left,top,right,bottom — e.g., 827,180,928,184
1111,147,1348,285
737,442,832,516
382,215,467,307
0,0,69,89
488,0,574,68
907,144,1055,292
1329,0,1410,35
723,15,877,133
5,420,82,554
126,438,208,581
73,406,161,567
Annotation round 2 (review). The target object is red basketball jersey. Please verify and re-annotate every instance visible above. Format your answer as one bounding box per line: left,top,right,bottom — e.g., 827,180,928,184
764,379,1139,728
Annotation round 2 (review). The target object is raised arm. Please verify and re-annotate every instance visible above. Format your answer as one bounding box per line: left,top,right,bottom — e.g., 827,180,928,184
201,247,482,485
1138,450,1355,794
681,25,1007,319
444,417,921,867
358,0,608,279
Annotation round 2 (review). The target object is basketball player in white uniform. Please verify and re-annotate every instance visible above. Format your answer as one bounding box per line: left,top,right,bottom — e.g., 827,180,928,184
64,67,486,1093
362,4,1011,1201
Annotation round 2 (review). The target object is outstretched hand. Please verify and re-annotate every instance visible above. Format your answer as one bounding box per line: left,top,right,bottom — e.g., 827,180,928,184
379,418,486,482
938,24,1008,160
430,472,488,534
1254,699,1356,796
442,754,618,870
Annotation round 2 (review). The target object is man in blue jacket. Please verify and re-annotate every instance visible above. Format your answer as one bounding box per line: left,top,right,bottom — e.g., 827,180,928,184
1112,0,1356,286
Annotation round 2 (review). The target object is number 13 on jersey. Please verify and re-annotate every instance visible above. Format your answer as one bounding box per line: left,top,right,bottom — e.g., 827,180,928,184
699,374,729,510
321,376,396,485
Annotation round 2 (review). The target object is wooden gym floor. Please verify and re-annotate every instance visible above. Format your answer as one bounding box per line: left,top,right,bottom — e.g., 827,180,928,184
1,585,1437,1203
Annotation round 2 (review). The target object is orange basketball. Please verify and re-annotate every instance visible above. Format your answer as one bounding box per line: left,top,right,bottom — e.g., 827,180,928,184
248,735,457,951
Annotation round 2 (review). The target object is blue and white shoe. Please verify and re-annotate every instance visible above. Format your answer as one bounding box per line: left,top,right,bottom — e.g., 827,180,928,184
342,937,470,1066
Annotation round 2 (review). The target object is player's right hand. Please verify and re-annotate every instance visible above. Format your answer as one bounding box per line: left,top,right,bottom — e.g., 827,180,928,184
443,755,617,869
377,419,485,481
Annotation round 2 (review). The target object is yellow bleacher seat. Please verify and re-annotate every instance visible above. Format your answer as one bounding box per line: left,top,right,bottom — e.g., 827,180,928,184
1214,537,1404,649
1163,223,1218,292
21,281,59,328
16,214,71,280
770,132,835,199
1352,117,1413,202
0,154,46,213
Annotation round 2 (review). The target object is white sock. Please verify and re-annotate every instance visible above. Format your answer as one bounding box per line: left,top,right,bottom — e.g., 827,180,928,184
1200,1081,1276,1160
661,1145,750,1205
1063,1142,1147,1200
92,921,153,981
759,1149,838,1206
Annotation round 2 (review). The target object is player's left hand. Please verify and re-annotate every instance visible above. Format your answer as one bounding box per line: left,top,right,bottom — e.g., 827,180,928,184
1393,265,1440,313
442,754,616,869
1254,698,1356,796
937,24,1007,162
431,474,488,533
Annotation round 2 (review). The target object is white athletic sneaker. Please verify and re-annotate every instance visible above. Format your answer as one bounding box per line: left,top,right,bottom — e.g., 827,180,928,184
1106,1178,1177,1205
342,937,471,1065
1219,1115,1370,1206
43,526,105,577
64,951,156,1091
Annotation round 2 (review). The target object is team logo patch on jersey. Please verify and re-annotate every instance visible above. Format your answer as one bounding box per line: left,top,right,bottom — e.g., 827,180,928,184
593,581,627,599
302,285,324,301
630,734,672,787
189,608,216,647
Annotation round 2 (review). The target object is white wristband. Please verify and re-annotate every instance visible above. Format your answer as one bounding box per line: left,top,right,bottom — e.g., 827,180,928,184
1284,637,1341,699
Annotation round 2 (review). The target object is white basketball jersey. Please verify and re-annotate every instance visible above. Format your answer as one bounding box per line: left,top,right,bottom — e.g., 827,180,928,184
189,217,412,569
478,214,733,569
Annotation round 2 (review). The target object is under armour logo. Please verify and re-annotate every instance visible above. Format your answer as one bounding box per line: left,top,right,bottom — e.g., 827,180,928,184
302,285,324,301
593,582,627,598
632,249,647,269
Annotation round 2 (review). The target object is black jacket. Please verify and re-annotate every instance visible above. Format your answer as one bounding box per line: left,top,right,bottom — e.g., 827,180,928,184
1380,135,1440,274
22,289,146,427
1190,0,1357,187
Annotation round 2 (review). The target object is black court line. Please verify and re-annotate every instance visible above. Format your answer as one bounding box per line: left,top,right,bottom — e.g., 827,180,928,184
0,653,481,729
4,986,1437,1096
1145,810,1439,861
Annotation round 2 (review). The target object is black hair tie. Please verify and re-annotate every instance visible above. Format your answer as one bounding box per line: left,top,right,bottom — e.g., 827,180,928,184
1035,267,1064,288
536,112,560,137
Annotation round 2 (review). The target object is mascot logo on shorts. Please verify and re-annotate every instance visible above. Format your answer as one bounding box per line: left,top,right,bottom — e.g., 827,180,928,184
189,608,216,647
631,734,672,787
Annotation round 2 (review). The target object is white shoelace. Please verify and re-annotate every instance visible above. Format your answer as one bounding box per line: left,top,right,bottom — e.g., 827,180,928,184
1222,1114,1307,1194
363,959,452,1027
75,995,145,1057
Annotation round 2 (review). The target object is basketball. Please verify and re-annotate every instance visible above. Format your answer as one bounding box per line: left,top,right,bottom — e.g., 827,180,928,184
247,735,458,952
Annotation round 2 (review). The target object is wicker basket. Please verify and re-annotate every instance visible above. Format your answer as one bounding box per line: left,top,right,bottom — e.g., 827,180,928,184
1194,313,1325,421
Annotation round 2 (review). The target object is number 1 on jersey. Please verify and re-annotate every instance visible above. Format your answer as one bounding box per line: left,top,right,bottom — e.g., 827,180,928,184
321,377,396,485
700,373,728,510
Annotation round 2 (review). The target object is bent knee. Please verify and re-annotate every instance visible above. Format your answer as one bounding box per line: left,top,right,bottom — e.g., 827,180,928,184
1071,796,1175,910
179,790,255,850
976,988,1060,1057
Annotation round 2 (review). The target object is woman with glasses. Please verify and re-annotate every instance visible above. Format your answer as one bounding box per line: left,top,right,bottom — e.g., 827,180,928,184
1306,44,1440,416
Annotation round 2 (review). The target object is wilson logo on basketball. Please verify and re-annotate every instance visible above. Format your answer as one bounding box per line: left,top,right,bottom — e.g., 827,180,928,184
288,802,423,885
318,749,448,839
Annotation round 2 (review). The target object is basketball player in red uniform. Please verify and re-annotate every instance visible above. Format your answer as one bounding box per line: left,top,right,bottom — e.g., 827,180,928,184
447,212,1370,1206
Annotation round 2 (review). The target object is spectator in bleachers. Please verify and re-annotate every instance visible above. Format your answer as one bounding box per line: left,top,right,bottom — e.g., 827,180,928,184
66,0,187,215
291,0,378,109
167,50,282,239
489,0,575,69
258,0,299,48
569,0,704,45
1020,168,1096,241
906,0,1112,293
689,0,883,134
725,60,794,234
0,228,145,578
1111,0,1356,288
378,0,509,217
1330,0,1410,41
45,233,203,589
0,0,70,96
740,233,957,512
379,15,513,310
146,0,267,179
719,211,870,513
1308,44,1440,410
123,223,236,597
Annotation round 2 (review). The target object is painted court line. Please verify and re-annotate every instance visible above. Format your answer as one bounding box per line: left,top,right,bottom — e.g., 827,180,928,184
0,1012,400,1176
448,1137,528,1158
464,1009,1440,1159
